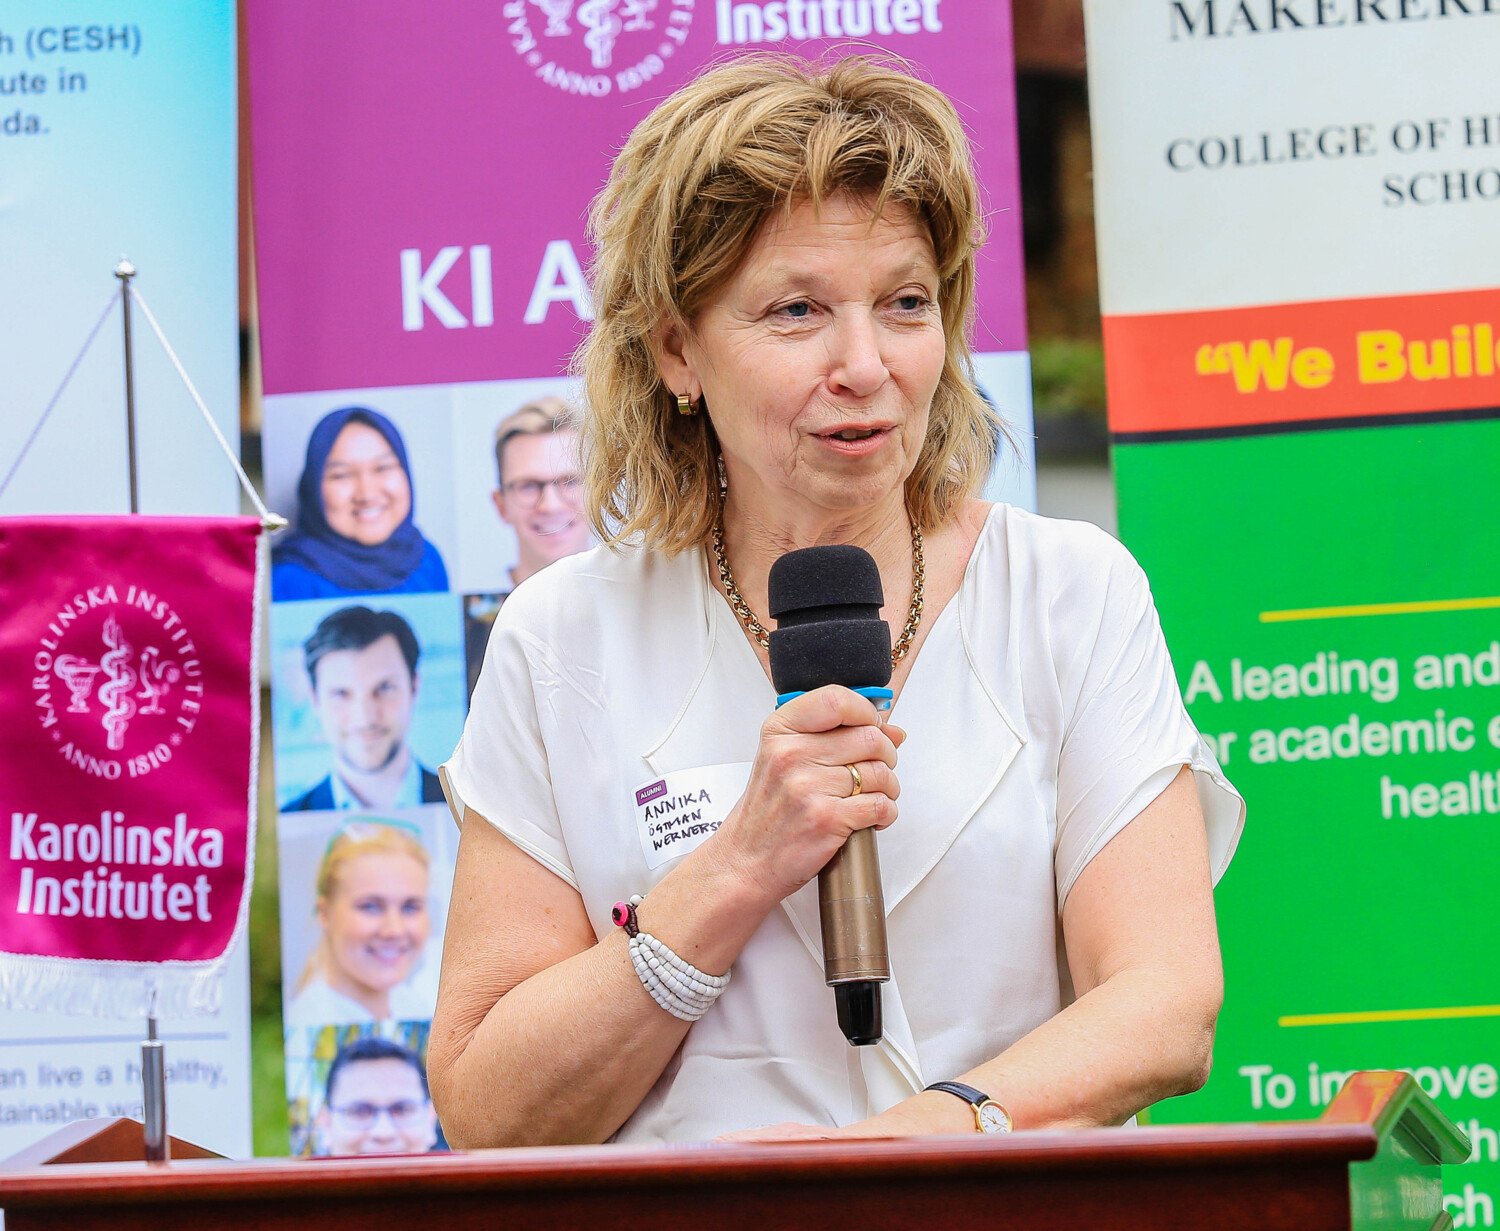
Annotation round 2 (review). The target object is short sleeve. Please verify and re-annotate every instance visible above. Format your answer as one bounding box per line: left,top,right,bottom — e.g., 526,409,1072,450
441,610,577,889
1052,538,1244,909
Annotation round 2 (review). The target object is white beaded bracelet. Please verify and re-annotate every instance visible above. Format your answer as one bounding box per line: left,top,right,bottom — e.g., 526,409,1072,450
612,894,729,1022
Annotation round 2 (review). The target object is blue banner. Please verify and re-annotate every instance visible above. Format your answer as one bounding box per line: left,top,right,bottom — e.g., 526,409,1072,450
0,3,247,1159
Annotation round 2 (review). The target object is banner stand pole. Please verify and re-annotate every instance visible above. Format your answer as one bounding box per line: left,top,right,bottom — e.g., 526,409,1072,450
113,259,140,514
141,989,168,1164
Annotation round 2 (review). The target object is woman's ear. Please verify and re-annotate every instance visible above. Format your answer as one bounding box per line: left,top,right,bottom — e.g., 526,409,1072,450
652,317,699,403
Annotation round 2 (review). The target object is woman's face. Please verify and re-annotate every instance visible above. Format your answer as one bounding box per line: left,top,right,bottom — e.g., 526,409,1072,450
320,421,412,546
317,851,430,996
667,195,946,527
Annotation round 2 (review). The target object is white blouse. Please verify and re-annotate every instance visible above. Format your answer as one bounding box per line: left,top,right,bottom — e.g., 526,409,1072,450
445,503,1243,1143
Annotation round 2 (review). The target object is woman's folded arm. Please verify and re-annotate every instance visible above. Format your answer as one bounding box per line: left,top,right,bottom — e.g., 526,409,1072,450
427,811,769,1147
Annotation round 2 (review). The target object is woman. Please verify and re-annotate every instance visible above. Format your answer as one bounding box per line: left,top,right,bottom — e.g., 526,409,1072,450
273,406,449,600
432,56,1243,1146
287,821,437,1026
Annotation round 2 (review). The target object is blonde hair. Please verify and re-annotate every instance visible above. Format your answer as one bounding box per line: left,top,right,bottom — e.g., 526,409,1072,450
579,53,1000,555
297,822,430,994
493,395,579,486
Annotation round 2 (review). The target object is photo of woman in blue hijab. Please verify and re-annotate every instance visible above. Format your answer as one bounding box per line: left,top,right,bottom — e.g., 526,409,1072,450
273,407,450,601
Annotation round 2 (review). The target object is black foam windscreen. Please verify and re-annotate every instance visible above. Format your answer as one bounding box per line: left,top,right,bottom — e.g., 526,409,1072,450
767,546,892,695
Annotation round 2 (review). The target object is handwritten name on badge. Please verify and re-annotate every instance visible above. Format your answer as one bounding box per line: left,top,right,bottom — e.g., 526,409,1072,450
633,763,751,870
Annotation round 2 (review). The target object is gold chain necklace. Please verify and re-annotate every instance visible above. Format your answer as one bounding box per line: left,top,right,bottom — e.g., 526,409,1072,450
711,516,925,664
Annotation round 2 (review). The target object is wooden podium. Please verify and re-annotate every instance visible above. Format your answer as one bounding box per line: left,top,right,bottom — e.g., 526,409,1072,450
0,1072,1470,1231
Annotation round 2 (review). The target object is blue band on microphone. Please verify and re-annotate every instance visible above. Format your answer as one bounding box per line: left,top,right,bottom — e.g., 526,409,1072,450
776,686,893,710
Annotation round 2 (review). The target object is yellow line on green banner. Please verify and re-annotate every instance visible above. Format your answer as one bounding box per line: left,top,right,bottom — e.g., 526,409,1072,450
1260,596,1500,624
1280,1005,1500,1028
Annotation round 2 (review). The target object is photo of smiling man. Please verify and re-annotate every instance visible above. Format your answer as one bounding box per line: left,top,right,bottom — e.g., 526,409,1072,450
283,1023,449,1157
461,398,593,694
489,398,591,591
285,605,445,812
270,591,467,814
314,1036,442,1156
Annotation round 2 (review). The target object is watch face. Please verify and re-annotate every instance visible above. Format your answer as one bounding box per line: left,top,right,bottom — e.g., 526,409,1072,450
978,1102,1012,1133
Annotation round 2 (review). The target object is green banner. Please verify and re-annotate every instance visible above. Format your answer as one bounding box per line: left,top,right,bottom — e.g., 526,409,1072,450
1121,419,1500,1223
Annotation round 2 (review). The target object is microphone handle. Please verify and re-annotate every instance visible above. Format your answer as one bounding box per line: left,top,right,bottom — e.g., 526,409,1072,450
774,682,893,1046
819,827,889,1046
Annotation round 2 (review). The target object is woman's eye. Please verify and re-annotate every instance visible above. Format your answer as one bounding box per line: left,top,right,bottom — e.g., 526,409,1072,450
894,294,929,312
778,301,813,319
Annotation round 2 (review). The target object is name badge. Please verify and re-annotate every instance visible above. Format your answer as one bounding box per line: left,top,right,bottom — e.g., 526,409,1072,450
633,762,751,870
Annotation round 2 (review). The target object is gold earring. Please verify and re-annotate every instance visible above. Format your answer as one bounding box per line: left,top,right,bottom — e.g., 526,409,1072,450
677,392,697,416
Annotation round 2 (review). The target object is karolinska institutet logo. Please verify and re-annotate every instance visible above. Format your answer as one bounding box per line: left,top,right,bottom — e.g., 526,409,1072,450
30,584,204,782
504,0,695,98
504,0,945,98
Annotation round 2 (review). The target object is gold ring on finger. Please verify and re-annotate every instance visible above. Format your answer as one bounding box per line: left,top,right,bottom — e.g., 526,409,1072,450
846,763,863,798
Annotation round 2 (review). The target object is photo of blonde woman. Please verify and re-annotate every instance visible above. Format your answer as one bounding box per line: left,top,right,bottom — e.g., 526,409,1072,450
284,820,439,1026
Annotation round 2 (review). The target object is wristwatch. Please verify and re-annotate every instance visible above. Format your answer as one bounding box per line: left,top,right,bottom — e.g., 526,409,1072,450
924,1081,1013,1134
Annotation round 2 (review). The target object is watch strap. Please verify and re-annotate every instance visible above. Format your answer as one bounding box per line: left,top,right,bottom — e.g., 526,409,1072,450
924,1081,1012,1133
925,1080,989,1106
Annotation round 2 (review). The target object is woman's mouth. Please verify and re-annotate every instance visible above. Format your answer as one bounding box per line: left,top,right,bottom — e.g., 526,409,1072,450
817,425,892,454
366,940,414,965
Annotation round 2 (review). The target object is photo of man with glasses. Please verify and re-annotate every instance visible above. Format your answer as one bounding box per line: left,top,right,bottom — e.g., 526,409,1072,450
315,1036,442,1156
463,397,593,695
489,397,591,591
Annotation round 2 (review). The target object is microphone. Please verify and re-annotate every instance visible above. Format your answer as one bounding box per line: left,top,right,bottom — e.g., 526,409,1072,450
767,545,892,1047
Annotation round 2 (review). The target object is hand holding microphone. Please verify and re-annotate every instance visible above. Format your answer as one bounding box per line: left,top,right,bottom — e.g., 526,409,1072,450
717,689,902,910
709,544,900,1045
767,545,897,1047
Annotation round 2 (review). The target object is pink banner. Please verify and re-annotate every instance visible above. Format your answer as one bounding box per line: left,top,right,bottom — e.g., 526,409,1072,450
246,0,1026,395
0,517,261,1009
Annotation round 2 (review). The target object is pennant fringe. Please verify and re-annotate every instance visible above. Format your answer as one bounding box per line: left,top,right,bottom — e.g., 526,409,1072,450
0,949,226,1017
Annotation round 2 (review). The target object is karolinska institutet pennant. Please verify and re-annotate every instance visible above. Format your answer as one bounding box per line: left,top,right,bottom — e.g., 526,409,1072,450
0,517,262,1015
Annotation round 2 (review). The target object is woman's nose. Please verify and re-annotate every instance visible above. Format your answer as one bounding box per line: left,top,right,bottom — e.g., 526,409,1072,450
826,314,889,397
349,466,376,501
